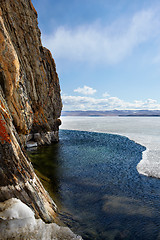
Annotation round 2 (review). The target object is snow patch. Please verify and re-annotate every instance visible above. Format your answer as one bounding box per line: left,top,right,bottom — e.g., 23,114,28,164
0,198,82,240
0,198,34,220
137,147,160,178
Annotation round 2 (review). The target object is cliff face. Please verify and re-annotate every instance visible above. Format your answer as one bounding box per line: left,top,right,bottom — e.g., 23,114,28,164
0,0,62,222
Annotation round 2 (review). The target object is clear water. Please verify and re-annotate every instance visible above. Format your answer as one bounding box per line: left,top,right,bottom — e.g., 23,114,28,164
28,117,160,240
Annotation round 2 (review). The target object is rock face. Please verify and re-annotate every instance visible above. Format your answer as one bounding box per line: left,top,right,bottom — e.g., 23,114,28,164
0,0,62,222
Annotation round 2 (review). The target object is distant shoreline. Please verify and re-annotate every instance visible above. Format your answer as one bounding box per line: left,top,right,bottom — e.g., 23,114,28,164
119,115,160,117
62,110,160,117
62,115,160,117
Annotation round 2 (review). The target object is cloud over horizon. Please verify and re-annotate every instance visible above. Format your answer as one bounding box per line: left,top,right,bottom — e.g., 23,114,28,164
42,8,160,65
62,93,160,111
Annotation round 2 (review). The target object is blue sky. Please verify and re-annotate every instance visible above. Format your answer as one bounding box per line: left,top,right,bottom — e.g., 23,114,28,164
32,0,160,110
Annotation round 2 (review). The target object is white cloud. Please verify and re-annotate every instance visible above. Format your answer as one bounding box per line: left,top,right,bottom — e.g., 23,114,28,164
42,8,160,64
62,94,160,111
74,85,97,95
103,92,110,98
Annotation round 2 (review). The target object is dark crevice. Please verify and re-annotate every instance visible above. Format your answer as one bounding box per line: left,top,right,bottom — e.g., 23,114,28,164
0,71,6,95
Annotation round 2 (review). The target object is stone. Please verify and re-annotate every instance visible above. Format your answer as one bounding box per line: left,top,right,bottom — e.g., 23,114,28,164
26,141,38,148
34,133,45,145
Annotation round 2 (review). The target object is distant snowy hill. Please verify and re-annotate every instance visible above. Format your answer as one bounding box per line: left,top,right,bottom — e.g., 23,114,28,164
62,110,160,117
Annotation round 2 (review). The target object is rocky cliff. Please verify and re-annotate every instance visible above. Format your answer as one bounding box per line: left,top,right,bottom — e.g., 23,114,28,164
0,0,62,222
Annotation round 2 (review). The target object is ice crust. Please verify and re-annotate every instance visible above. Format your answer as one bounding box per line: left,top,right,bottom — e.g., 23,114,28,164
137,142,160,178
0,198,82,240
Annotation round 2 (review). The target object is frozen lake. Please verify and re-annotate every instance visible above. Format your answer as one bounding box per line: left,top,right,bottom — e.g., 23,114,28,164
60,116,160,178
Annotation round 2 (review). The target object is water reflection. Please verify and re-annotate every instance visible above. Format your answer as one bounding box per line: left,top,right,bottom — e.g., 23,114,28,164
103,195,154,217
27,143,62,205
